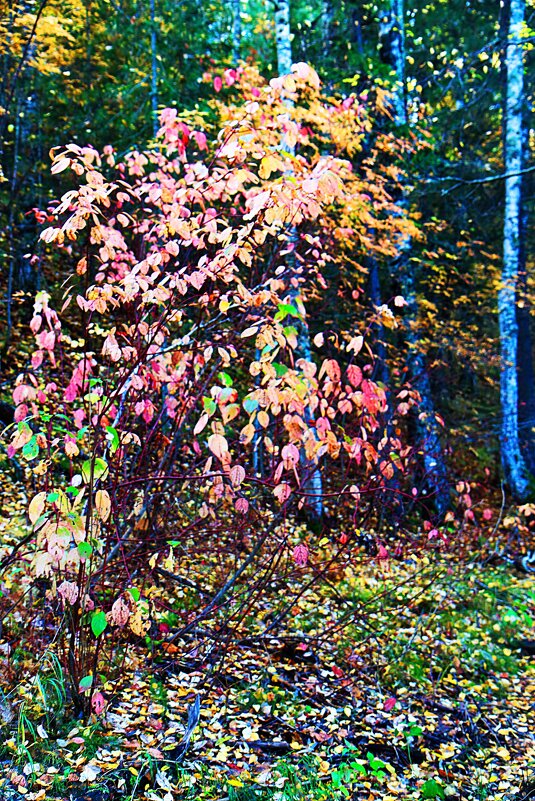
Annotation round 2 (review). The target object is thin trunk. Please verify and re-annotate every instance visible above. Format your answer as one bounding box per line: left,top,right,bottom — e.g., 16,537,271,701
322,0,334,58
252,346,265,478
382,0,450,516
391,0,406,125
368,257,388,386
351,5,364,55
274,0,323,520
499,0,529,498
5,94,21,348
275,0,292,75
516,122,535,475
232,0,241,64
149,0,158,136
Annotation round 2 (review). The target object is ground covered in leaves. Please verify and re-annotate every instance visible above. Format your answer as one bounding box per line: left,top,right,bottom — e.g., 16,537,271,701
0,478,534,801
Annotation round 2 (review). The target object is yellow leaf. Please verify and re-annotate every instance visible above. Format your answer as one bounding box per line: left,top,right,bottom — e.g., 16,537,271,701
29,492,47,525
95,489,111,522
257,410,270,428
259,154,281,180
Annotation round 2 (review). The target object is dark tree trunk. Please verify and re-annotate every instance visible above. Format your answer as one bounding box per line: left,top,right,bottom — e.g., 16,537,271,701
516,120,535,475
378,0,450,517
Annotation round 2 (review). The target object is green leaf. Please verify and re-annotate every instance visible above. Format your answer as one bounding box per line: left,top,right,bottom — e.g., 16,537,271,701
273,362,288,377
203,397,217,415
367,753,385,771
283,325,298,339
79,674,93,691
91,610,108,638
421,780,445,800
105,425,120,454
127,587,140,602
218,371,233,387
85,392,101,403
77,542,92,560
82,457,109,484
274,302,299,322
22,437,39,460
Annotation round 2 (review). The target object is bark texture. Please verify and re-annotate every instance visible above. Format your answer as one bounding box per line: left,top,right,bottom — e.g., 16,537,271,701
275,0,292,76
273,0,323,519
500,0,529,498
232,0,241,64
516,106,535,474
381,0,450,516
150,0,158,136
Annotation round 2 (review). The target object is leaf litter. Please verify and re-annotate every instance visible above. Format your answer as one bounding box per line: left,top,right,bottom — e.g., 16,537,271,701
0,482,533,800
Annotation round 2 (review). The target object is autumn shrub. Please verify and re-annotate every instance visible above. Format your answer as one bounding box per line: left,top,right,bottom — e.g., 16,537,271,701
5,63,418,715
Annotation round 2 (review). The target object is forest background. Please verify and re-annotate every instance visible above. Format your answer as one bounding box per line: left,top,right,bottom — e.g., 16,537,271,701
0,0,534,800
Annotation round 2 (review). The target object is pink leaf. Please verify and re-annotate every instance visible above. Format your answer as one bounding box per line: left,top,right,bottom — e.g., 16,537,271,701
235,497,249,514
346,364,362,388
273,482,292,504
293,544,309,567
281,443,299,468
31,350,44,369
224,68,237,86
194,130,207,151
110,597,130,627
91,691,106,715
384,697,397,712
208,433,228,460
30,314,42,334
377,544,389,561
14,404,28,422
229,464,246,487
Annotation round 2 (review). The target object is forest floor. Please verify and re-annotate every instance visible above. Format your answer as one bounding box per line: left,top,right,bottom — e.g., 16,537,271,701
0,475,534,801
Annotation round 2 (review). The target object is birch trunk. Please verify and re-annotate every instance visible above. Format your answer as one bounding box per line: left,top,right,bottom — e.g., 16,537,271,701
516,116,535,474
149,0,158,136
500,0,529,498
275,0,292,76
273,0,323,519
382,0,450,516
231,0,241,64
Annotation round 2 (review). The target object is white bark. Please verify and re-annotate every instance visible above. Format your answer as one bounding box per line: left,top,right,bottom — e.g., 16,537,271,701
275,0,292,75
499,0,528,498
150,0,158,136
390,0,406,126
231,0,241,64
273,0,323,519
